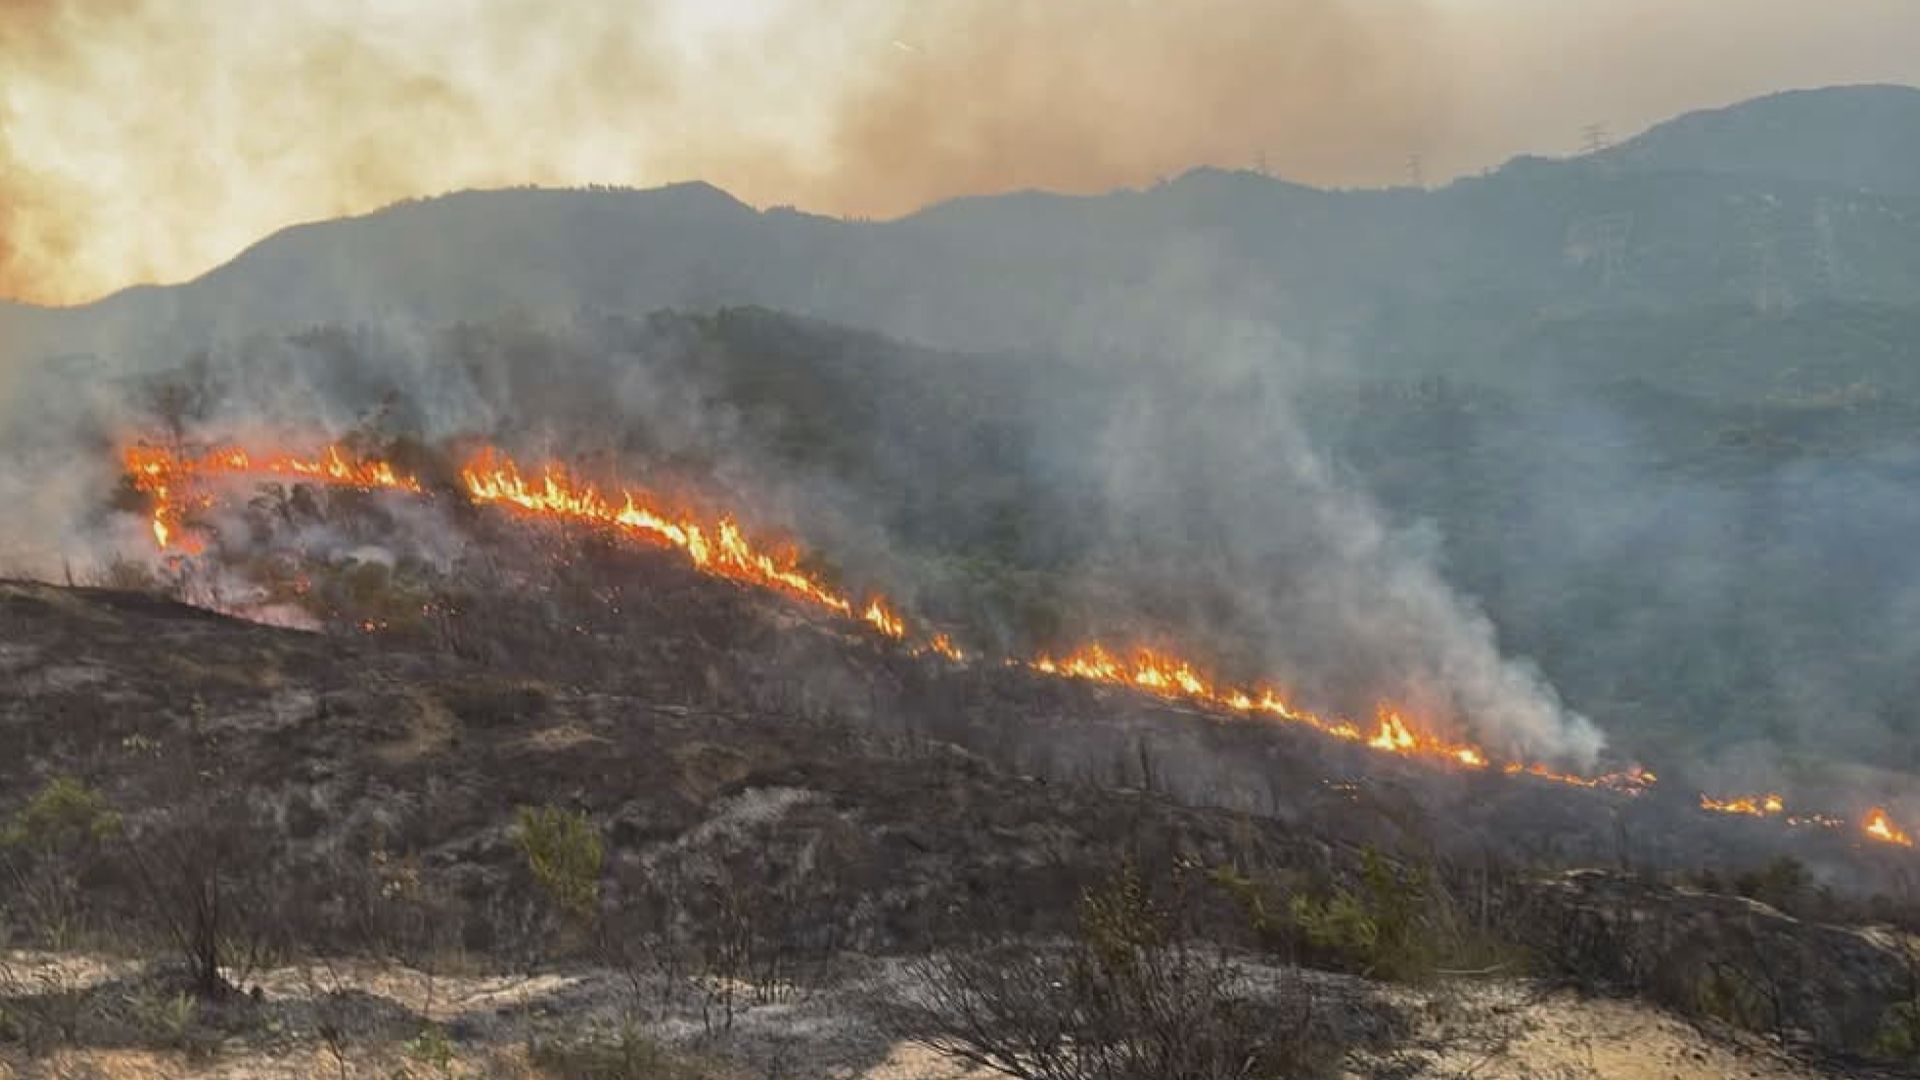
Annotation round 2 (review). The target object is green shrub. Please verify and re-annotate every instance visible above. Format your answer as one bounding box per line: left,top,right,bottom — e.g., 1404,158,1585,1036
1076,863,1166,967
1,777,122,854
129,988,200,1052
403,1023,456,1074
1873,1000,1920,1061
1287,850,1435,983
514,806,604,920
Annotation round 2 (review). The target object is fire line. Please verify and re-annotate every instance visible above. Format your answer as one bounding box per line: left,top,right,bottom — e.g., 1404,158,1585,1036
119,440,1914,848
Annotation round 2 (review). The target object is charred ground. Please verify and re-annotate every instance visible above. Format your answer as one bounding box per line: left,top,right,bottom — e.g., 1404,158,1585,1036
6,525,1920,1074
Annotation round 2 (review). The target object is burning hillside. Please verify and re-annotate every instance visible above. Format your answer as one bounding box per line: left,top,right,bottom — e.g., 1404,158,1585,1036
117,438,1918,854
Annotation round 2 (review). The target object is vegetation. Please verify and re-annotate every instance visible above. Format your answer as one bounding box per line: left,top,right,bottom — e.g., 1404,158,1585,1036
0,777,122,854
1287,851,1437,983
903,866,1354,1080
514,804,605,920
530,1025,725,1080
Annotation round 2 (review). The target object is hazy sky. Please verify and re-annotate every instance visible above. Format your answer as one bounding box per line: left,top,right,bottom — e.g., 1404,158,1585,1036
2,0,1918,305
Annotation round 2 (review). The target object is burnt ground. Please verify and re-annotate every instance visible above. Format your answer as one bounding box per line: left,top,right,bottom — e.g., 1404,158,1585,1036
4,557,1920,1074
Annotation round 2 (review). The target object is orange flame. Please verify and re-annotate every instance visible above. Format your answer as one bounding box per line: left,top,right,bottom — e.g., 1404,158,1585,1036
922,633,966,662
862,599,906,639
1700,793,1786,817
458,449,877,624
1023,642,1648,790
1865,808,1914,847
118,439,1920,857
117,438,1811,815
124,444,421,556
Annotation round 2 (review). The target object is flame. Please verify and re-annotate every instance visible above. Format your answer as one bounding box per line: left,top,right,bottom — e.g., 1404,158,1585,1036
1696,793,1853,831
1021,642,1650,789
459,449,877,625
1700,793,1787,817
1865,808,1914,847
124,443,421,556
863,599,906,639
141,438,1920,836
923,633,966,662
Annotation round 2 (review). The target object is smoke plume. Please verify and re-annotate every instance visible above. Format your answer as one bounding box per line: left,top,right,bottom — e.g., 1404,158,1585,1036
9,0,1915,306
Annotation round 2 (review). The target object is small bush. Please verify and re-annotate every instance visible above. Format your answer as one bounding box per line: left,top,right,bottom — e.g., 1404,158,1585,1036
1,778,123,949
1,777,123,854
1732,855,1811,911
403,1023,456,1075
128,987,200,1052
1873,1000,1920,1061
1288,850,1435,983
439,680,549,728
86,557,167,595
532,1025,719,1080
904,866,1345,1080
514,806,605,920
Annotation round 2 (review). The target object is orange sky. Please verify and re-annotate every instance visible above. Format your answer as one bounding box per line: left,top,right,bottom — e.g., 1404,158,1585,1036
2,0,1918,306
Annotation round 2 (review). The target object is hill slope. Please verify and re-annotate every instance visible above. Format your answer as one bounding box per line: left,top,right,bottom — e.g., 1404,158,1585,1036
7,86,1920,375
1600,85,1920,195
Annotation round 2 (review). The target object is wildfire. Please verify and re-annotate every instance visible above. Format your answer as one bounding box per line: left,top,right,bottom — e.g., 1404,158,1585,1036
1865,808,1914,847
1023,642,1646,788
117,438,1920,855
1698,793,1904,841
923,633,966,662
862,599,906,639
457,450,932,644
1700,793,1786,817
125,444,422,554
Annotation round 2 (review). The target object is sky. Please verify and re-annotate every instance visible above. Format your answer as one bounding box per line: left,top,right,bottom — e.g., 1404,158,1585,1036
2,0,1918,306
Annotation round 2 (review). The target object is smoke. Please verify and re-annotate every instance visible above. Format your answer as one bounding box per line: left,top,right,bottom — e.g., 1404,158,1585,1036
7,0,1916,771
6,0,1909,307
1068,312,1604,764
793,0,1448,217
0,0,1457,305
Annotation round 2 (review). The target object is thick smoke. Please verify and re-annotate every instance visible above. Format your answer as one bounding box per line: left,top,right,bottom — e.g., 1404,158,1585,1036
9,0,1920,305
1062,312,1605,764
0,0,1447,305
13,1,1914,774
0,296,1608,766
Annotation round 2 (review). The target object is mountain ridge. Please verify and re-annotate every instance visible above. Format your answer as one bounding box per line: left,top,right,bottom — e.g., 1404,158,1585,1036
9,83,1919,353
1598,83,1920,194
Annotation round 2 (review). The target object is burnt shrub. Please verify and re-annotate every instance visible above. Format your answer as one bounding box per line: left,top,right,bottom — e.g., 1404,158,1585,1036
898,866,1350,1080
437,679,550,729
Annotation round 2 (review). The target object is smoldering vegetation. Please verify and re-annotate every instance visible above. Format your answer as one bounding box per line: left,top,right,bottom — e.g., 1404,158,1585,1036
5,86,1920,790
3,301,1606,765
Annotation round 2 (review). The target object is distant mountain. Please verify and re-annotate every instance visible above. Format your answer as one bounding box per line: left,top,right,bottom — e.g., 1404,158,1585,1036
8,85,1920,380
1599,85,1920,195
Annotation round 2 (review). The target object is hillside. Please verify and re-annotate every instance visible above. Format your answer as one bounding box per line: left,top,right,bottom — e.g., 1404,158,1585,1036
6,87,1920,374
1599,85,1920,195
16,298,1920,774
4,570,1920,1077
